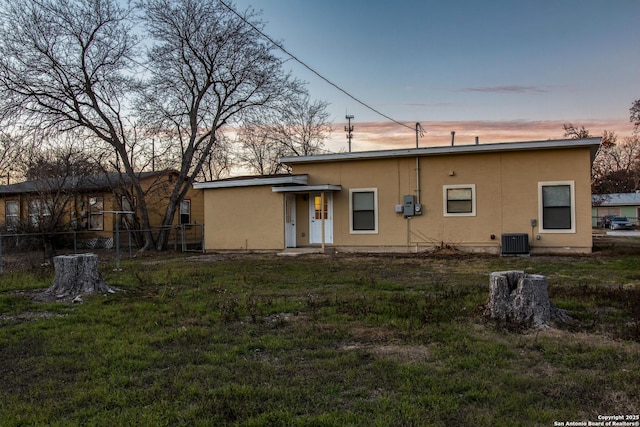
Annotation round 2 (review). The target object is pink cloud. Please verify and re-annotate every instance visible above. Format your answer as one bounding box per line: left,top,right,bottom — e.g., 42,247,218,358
327,118,635,151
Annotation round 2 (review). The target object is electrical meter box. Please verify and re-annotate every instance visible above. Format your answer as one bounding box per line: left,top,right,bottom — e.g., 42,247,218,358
403,195,415,217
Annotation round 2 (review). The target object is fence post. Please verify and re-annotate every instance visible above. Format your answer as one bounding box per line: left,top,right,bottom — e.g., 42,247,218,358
114,212,121,271
173,227,177,251
201,223,205,253
0,233,3,274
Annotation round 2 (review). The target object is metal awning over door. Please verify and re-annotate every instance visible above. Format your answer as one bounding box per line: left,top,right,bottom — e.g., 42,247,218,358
271,184,342,193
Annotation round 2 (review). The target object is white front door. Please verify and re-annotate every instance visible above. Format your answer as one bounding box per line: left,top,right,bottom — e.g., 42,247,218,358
309,192,333,244
285,194,296,248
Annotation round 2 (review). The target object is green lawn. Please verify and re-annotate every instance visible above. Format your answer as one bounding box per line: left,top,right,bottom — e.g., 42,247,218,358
0,251,639,426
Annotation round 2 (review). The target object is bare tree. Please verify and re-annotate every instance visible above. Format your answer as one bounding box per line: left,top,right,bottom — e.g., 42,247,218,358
588,129,640,194
273,95,331,157
0,0,166,246
136,0,305,249
195,133,233,181
0,0,308,250
13,142,103,260
563,123,591,139
236,94,331,174
561,124,637,193
0,131,23,185
631,99,640,133
236,120,287,175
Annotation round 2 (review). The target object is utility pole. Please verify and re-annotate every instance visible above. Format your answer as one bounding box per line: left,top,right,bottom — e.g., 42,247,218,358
415,123,425,148
345,115,354,152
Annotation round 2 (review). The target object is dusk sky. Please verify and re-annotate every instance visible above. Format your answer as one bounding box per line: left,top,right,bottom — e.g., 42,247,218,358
231,0,640,151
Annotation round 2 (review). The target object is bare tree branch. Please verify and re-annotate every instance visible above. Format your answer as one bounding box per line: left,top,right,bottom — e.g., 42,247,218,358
631,99,640,133
236,94,331,174
137,0,305,248
0,0,312,250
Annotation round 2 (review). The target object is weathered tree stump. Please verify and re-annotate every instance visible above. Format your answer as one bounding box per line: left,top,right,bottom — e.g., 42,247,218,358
486,270,562,328
39,253,113,301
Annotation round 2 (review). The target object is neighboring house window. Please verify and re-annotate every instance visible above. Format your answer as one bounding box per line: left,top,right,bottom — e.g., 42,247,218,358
29,200,39,226
89,196,104,230
180,200,191,224
5,200,18,230
29,199,51,227
539,181,575,233
350,188,378,233
443,184,476,217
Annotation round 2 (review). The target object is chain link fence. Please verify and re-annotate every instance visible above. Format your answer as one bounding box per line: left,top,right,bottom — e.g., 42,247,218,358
0,224,203,273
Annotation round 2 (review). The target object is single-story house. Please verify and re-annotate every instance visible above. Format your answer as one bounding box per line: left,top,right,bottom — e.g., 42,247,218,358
592,192,640,226
195,137,601,255
0,170,204,245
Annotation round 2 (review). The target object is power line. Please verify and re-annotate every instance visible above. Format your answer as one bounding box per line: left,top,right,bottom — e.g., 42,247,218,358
218,0,416,133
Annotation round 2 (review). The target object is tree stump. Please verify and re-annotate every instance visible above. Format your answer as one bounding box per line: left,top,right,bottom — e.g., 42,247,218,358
39,253,113,301
486,270,552,328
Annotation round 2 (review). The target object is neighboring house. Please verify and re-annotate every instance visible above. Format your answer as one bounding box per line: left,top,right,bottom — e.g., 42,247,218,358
195,137,600,255
0,170,204,245
592,193,640,227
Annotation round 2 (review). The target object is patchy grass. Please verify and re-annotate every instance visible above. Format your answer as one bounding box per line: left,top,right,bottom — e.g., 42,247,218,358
0,250,639,426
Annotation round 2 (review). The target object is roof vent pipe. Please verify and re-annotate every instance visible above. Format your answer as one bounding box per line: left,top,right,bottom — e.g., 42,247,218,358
451,131,455,146
475,136,479,145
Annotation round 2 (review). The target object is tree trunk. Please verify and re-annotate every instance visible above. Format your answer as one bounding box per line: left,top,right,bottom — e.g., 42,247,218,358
485,270,552,328
39,253,112,301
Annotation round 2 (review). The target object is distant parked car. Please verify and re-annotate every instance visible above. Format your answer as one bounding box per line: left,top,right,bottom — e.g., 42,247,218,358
609,216,633,230
600,215,617,228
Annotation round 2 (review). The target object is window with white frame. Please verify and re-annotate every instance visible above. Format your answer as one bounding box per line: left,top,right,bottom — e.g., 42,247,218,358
88,196,104,230
539,181,575,233
5,200,18,229
350,188,378,233
180,199,191,224
443,184,476,217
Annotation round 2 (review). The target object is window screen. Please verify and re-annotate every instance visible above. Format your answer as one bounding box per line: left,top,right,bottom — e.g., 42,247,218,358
447,188,473,213
542,185,571,229
351,190,376,231
5,201,18,229
180,200,191,224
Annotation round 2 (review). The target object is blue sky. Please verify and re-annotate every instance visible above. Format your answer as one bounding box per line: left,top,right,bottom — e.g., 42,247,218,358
231,0,640,150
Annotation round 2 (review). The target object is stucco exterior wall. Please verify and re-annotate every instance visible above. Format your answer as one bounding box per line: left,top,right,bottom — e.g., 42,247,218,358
199,144,595,254
292,147,593,253
202,185,284,250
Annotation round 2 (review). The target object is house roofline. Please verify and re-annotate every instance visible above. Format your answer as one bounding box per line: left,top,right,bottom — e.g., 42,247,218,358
592,193,640,206
281,137,602,164
0,170,180,196
193,174,308,189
